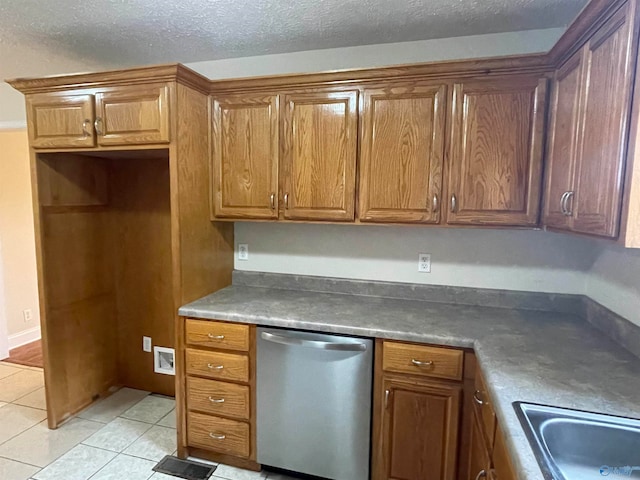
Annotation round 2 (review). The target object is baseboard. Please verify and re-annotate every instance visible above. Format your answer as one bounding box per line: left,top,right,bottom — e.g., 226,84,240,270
8,326,41,350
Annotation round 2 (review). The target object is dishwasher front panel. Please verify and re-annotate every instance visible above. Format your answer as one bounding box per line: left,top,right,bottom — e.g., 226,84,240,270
257,327,373,480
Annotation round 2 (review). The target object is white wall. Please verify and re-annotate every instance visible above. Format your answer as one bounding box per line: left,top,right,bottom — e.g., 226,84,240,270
187,28,564,80
586,245,640,327
234,223,598,294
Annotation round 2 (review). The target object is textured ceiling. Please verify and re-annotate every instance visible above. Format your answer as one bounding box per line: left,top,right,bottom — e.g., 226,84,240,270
0,0,588,78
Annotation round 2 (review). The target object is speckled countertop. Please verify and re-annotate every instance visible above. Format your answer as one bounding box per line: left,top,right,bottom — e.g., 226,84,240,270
179,283,640,480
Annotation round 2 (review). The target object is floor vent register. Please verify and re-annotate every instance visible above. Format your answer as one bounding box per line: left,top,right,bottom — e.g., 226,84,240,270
153,455,216,480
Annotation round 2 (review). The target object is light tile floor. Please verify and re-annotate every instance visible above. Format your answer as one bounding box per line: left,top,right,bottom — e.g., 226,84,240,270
0,361,298,480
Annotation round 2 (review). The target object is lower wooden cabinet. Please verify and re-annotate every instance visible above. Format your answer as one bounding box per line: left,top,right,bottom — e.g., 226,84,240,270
378,378,461,480
177,318,259,471
468,412,492,480
372,340,473,480
467,368,516,480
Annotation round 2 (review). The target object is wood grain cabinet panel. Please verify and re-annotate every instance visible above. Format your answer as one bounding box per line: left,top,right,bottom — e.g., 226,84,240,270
187,377,250,420
491,425,517,480
447,77,547,226
543,3,637,240
95,84,170,146
185,348,249,383
468,412,492,480
359,83,447,224
382,342,463,381
26,93,96,149
380,378,461,480
212,93,279,219
187,411,251,458
543,50,584,230
281,91,358,221
185,319,250,351
572,7,634,238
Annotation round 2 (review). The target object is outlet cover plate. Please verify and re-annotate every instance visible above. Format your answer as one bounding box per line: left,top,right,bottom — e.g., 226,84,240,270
418,253,431,273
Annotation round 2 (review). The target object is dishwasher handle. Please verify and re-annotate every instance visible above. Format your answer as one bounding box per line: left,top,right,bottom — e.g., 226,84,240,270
260,331,367,352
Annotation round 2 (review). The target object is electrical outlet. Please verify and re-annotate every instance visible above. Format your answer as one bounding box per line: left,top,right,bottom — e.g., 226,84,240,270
22,309,33,323
418,253,431,273
143,336,152,352
238,244,249,261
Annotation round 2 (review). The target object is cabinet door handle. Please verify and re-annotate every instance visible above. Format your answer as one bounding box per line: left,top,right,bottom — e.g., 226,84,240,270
209,432,226,440
560,191,569,215
82,119,92,137
207,364,224,370
473,390,485,405
474,470,487,480
207,333,225,340
384,389,391,408
450,194,457,213
432,194,439,212
208,396,225,403
411,359,434,367
94,117,104,136
270,193,276,210
564,191,575,216
284,193,289,209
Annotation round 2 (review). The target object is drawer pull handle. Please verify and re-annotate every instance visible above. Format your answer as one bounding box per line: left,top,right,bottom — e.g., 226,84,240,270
475,470,487,480
473,390,485,405
411,359,434,367
209,432,226,440
207,333,225,340
207,364,224,370
208,396,225,403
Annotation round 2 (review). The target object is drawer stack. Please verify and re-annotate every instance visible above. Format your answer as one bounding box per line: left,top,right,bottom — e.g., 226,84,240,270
183,318,256,465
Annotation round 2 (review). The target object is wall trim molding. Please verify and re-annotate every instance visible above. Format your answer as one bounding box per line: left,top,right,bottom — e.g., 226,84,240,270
0,121,27,130
8,326,41,350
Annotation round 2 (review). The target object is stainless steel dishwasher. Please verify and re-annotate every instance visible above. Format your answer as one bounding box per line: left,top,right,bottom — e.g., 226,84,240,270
257,327,373,480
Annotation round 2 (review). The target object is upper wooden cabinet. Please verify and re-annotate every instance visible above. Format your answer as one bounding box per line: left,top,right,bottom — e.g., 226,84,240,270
211,89,358,222
359,83,446,224
26,84,171,149
94,85,170,146
543,50,583,231
281,91,358,221
543,1,637,239
447,77,547,226
212,93,279,219
26,93,96,149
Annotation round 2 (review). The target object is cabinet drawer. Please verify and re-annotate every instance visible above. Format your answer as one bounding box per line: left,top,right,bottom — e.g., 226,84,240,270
474,367,497,449
186,348,249,383
188,411,250,458
382,341,464,380
186,319,250,351
187,377,250,420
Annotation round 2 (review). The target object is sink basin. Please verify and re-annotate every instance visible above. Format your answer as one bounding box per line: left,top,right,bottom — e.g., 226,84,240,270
514,402,640,480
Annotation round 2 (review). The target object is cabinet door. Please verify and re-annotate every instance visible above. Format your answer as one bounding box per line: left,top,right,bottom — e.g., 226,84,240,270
380,378,461,480
447,77,547,226
281,91,358,221
359,84,446,224
572,7,634,238
468,412,491,480
95,84,170,145
491,426,517,480
26,93,95,149
212,94,279,219
542,50,584,230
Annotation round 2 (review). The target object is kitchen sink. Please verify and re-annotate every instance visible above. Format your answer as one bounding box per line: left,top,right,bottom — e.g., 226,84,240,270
514,402,640,480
